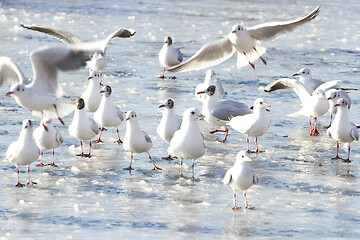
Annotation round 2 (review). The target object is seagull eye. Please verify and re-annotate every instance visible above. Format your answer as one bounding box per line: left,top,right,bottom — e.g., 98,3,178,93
16,87,20,91
191,111,195,115
259,102,263,105
302,71,305,74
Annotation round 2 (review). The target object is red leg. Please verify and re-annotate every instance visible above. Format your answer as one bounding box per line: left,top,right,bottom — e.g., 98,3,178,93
84,141,92,158
149,153,162,171
232,191,241,210
159,67,166,78
53,104,65,125
48,149,57,167
247,136,255,153
169,73,176,79
27,165,37,185
312,117,319,136
326,114,333,128
309,117,313,136
331,142,341,160
123,152,134,171
243,52,255,69
255,137,264,154
244,191,255,210
76,141,85,157
218,128,229,143
253,47,266,65
342,144,352,163
37,150,45,167
162,154,173,160
93,128,104,143
114,128,123,144
99,71,103,86
15,166,25,187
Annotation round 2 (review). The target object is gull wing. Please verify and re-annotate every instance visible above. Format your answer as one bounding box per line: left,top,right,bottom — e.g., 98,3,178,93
0,57,28,87
223,168,233,185
212,100,252,121
248,6,320,41
251,169,259,185
143,131,152,143
100,27,136,53
351,124,359,141
20,24,83,44
55,129,64,145
116,107,124,121
314,80,341,93
90,118,100,135
168,37,235,73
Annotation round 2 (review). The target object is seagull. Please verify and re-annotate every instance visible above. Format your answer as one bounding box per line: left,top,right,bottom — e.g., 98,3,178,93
157,98,181,160
20,24,136,81
6,119,40,187
264,78,340,136
228,98,270,154
168,108,205,178
33,118,63,167
168,6,320,72
123,111,161,171
158,36,183,79
326,89,351,128
327,98,358,163
292,68,326,93
68,98,99,157
81,70,102,112
195,69,225,103
197,85,252,142
223,151,259,210
93,85,124,144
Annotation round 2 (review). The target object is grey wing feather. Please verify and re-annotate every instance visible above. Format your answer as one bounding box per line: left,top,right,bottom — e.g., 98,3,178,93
248,6,320,41
350,124,359,141
101,27,136,53
168,37,235,73
143,131,152,143
90,119,100,135
0,57,28,87
116,107,124,121
252,169,259,184
20,24,83,44
223,169,232,185
212,100,252,121
314,80,341,93
216,80,225,96
264,78,310,103
176,48,183,63
55,130,63,145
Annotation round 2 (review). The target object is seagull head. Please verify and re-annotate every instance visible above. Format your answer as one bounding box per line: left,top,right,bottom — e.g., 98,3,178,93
235,150,252,163
88,70,101,80
231,24,244,34
164,36,173,46
159,98,174,109
254,98,271,110
6,84,26,97
197,85,216,96
313,89,326,99
126,110,137,121
100,85,112,97
293,68,312,79
22,119,33,129
334,98,348,108
205,69,216,83
76,98,85,110
325,89,338,100
183,107,202,122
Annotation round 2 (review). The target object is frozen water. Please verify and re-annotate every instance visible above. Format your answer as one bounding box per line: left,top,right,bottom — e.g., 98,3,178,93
0,0,360,239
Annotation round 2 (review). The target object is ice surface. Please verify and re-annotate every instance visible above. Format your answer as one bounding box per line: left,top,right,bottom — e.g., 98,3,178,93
0,0,360,239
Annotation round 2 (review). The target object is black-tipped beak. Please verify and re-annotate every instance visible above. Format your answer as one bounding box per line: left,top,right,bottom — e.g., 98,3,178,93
88,77,93,80
100,90,104,93
327,97,332,100
292,73,299,77
6,91,13,96
159,104,165,108
197,91,205,95
126,117,130,121
334,104,340,107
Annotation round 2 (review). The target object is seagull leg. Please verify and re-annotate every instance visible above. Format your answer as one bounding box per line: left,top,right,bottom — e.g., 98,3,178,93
331,142,342,160
309,117,313,136
247,136,255,153
169,73,176,80
15,166,25,187
255,137,264,154
232,191,241,210
83,142,92,158
342,144,352,163
76,141,85,157
114,128,123,144
218,128,229,143
312,117,319,136
253,47,266,65
47,149,57,167
27,165,37,185
99,71,103,86
243,52,255,69
53,104,65,125
41,112,48,131
123,152,134,171
244,191,255,210
93,128,104,143
159,67,166,79
148,153,162,171
179,158,184,178
326,114,333,128
37,150,45,167
162,154,173,160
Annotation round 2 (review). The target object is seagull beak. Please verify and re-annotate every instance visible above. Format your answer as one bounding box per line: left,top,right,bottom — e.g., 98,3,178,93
292,73,299,77
334,104,340,107
327,97,332,100
159,104,165,108
100,90,104,93
197,91,205,95
6,91,13,96
199,114,204,119
126,117,130,121
88,77,93,80
264,103,271,108
231,30,236,33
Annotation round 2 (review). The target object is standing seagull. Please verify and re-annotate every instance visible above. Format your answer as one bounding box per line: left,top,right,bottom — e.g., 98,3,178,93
228,98,270,154
223,151,259,210
93,85,124,144
169,6,320,72
197,85,251,142
68,98,99,157
195,69,225,103
158,36,183,79
168,108,205,177
327,98,358,163
123,111,161,171
6,119,40,187
157,98,181,160
264,79,340,136
326,89,351,128
81,70,102,112
20,24,136,81
33,118,63,167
